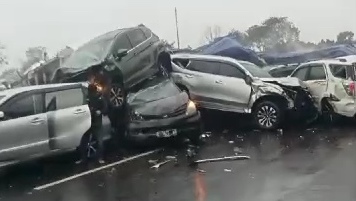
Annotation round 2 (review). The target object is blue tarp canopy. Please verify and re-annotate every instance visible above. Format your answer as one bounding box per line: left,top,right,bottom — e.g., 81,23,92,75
261,44,356,65
196,37,266,66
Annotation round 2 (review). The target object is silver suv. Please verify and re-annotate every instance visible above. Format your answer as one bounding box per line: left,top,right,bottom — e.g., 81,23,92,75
171,54,316,130
0,83,106,168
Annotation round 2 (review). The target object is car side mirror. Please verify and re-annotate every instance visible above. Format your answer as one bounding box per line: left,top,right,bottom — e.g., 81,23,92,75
245,75,253,85
115,49,128,59
0,111,4,119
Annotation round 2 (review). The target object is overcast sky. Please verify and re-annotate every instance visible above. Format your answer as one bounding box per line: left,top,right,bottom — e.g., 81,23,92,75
0,0,355,69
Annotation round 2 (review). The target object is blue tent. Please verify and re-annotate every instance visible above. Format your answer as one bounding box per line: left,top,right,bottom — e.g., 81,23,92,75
196,37,266,66
261,44,356,65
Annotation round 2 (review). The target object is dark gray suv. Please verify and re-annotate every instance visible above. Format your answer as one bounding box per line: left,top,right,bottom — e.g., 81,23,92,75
52,25,171,127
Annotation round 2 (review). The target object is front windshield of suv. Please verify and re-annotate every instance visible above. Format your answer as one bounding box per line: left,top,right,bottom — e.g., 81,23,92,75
329,64,355,80
240,61,272,78
62,33,118,70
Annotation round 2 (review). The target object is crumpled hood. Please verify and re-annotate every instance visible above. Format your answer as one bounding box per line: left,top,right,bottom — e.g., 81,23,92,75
259,77,307,88
130,92,188,116
127,78,189,116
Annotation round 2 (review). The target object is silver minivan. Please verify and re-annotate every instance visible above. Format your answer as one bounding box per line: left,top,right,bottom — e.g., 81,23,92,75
0,83,103,168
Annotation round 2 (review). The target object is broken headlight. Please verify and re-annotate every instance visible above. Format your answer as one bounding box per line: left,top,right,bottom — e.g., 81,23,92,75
130,110,143,121
186,100,197,115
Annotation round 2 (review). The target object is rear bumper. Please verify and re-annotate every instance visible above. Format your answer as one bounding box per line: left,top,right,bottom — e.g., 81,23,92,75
126,112,201,143
330,99,356,117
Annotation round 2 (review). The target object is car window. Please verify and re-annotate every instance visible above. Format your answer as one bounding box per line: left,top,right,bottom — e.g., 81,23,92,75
307,65,326,80
239,61,271,78
218,63,245,79
127,29,147,47
187,60,219,74
3,94,43,119
292,67,309,81
329,64,355,80
113,34,133,51
45,88,84,111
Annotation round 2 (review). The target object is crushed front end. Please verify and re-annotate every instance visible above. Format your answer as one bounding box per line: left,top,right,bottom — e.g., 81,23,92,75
261,77,319,124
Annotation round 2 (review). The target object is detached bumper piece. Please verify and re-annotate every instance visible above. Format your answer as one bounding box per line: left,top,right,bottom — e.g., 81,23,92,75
126,112,201,144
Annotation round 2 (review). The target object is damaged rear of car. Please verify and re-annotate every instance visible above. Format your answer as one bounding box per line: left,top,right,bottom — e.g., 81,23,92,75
125,77,201,145
171,54,317,130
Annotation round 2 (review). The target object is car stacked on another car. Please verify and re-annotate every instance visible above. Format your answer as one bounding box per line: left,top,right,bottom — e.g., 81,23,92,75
289,59,356,120
51,24,172,128
0,83,111,168
170,54,317,130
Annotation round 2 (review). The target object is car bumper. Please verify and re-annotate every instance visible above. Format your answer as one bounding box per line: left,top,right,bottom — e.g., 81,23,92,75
330,99,356,117
126,112,201,143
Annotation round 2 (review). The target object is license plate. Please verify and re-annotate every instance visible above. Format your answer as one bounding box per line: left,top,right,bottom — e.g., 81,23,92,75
156,129,178,138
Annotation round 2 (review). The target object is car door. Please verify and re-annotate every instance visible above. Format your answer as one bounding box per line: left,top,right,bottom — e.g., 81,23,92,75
213,62,252,112
304,64,328,103
45,86,91,150
111,33,134,88
0,92,49,161
181,59,221,108
124,28,153,88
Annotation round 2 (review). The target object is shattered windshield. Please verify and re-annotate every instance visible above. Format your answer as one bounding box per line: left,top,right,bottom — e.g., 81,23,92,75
62,33,117,70
127,78,181,104
240,61,272,78
329,64,355,80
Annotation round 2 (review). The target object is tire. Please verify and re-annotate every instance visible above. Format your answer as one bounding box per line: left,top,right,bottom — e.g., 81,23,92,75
157,52,171,77
321,100,338,124
253,101,282,130
107,83,125,110
79,133,99,159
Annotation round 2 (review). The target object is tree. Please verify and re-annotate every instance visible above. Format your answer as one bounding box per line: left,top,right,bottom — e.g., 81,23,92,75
336,31,354,44
0,43,7,68
246,17,300,52
227,29,250,46
204,25,222,43
21,46,47,72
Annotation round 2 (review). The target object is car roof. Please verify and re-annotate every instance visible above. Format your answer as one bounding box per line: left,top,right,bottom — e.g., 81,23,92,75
171,53,254,65
0,83,85,104
302,59,353,66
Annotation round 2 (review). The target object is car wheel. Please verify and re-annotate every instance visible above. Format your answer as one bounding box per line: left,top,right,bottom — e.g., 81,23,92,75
109,84,125,109
253,101,282,130
321,100,338,124
80,133,98,159
159,64,169,77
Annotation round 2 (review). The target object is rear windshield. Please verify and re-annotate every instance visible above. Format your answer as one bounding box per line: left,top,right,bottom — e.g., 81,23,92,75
329,64,355,80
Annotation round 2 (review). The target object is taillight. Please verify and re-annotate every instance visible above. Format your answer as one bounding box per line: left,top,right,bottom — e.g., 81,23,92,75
342,81,355,96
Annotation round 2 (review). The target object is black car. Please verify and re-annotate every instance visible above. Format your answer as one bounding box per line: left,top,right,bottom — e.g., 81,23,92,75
124,77,201,145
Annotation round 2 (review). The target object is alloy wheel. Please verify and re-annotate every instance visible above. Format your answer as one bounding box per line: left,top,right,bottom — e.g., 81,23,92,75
257,105,278,128
110,86,124,107
159,65,169,77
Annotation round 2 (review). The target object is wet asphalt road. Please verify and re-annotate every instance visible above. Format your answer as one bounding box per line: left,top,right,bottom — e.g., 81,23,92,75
1,112,356,201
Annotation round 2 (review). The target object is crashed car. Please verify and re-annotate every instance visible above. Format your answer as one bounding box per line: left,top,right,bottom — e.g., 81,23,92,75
51,24,171,127
0,83,112,168
290,59,356,120
124,77,201,144
171,54,317,130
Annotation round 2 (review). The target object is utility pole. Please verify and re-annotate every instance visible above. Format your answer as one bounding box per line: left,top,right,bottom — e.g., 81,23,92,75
175,7,180,49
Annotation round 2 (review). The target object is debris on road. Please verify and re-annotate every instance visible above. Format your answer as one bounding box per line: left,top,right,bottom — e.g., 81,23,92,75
224,169,232,172
193,155,250,164
233,147,243,154
150,159,172,169
197,169,206,173
148,159,159,165
228,141,234,144
277,129,283,135
165,155,177,160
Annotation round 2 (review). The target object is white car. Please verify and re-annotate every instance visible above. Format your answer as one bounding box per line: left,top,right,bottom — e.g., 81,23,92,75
0,83,110,168
290,59,356,119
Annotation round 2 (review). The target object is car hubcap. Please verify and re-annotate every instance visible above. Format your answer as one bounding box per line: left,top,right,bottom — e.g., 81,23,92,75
257,105,277,128
110,86,124,107
86,134,97,158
